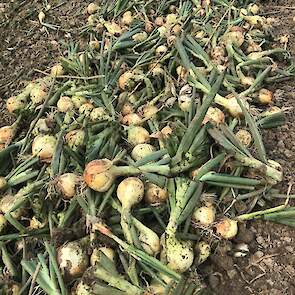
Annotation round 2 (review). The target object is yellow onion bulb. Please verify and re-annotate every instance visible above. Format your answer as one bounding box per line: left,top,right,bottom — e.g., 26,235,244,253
117,177,144,209
139,228,160,256
83,159,115,192
87,2,99,14
32,118,52,136
178,94,192,112
121,113,142,126
145,21,154,33
51,64,64,76
223,27,244,47
104,21,122,36
90,246,115,266
57,96,74,113
165,13,178,26
0,125,15,146
79,102,94,117
122,11,133,25
90,107,110,122
0,177,7,191
121,102,134,116
131,144,155,161
65,129,85,150
56,173,81,199
32,135,56,162
127,126,150,146
57,241,89,280
142,105,158,120
257,88,273,105
0,194,23,219
6,96,27,113
118,71,134,90
235,129,252,147
87,15,96,25
30,83,48,104
195,241,211,264
248,3,260,15
240,76,255,86
203,107,225,125
155,45,168,56
132,32,148,42
192,205,216,226
164,235,194,273
155,16,164,26
72,96,87,109
215,218,238,239
147,281,166,295
89,40,100,50
144,183,168,205
157,26,167,37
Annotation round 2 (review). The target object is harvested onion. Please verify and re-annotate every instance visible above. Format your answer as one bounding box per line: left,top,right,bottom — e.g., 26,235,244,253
235,129,252,147
32,135,57,163
203,107,225,125
56,173,81,199
90,107,110,122
6,96,27,113
131,144,155,161
121,113,142,126
257,88,273,105
87,2,99,14
51,64,64,76
57,96,74,113
72,96,87,109
127,126,150,146
144,183,168,205
195,241,211,264
215,218,238,239
192,205,216,226
90,246,115,266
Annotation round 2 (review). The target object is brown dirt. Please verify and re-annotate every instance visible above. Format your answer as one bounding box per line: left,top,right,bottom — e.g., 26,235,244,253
0,1,295,294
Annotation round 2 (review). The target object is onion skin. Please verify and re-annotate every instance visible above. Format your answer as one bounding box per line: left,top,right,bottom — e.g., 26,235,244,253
32,135,57,163
235,129,252,147
118,72,134,90
203,107,225,125
90,107,110,122
257,88,273,105
0,177,7,191
215,218,238,239
87,3,99,14
57,240,89,280
83,159,115,192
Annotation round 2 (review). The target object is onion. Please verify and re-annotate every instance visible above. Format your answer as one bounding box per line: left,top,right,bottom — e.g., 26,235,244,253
118,72,134,90
223,27,244,47
162,235,194,273
65,129,85,151
0,194,23,219
79,102,94,116
56,173,82,199
240,76,255,86
192,205,216,226
244,15,264,27
150,65,165,77
155,45,168,56
138,226,160,256
215,94,246,118
165,14,178,26
104,21,122,36
121,102,134,116
89,40,100,49
132,32,148,42
32,135,57,163
144,183,168,205
145,21,154,33
121,113,142,126
72,96,87,109
87,15,96,25
178,95,192,112
0,177,7,191
0,125,16,146
57,240,89,280
57,96,74,113
6,96,27,113
176,66,188,81
248,3,260,14
246,40,262,53
131,144,155,161
51,64,64,76
30,82,48,104
87,3,99,14
157,26,167,37
215,218,238,239
122,11,133,25
90,107,110,122
142,105,158,120
29,216,45,229
195,241,211,264
0,214,7,233
32,118,52,136
257,88,273,105
90,246,115,266
83,159,115,192
155,16,164,26
171,24,181,35
235,129,252,147
203,107,225,125
147,281,166,295
127,126,150,146
117,177,144,243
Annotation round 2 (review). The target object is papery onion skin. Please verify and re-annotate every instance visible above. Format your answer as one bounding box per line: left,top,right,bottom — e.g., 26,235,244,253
121,113,142,126
0,125,15,146
65,129,85,151
235,129,252,147
83,159,115,192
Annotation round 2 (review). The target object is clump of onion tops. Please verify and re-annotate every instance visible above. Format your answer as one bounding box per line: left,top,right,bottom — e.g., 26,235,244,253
215,218,238,239
32,135,57,163
144,183,168,205
56,173,82,199
192,203,216,226
57,240,89,280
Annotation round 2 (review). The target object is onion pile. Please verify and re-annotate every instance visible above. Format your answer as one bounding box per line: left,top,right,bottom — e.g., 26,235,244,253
0,0,293,294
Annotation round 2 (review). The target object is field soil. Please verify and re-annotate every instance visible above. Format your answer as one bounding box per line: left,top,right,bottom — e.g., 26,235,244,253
0,1,294,294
